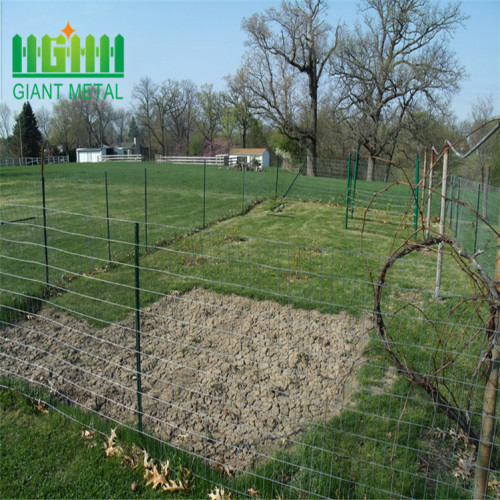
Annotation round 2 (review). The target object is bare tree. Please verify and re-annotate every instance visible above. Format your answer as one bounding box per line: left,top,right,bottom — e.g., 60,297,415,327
331,0,467,181
469,96,497,218
0,103,12,139
133,77,158,159
197,84,224,156
239,0,338,176
224,71,255,148
113,108,130,144
179,80,198,156
49,99,84,154
36,107,52,149
93,96,115,147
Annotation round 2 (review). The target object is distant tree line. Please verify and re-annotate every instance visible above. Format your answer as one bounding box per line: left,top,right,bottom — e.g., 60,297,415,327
0,0,498,183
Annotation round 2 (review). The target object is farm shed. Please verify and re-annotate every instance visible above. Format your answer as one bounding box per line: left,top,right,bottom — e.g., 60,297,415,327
229,148,270,167
76,147,102,163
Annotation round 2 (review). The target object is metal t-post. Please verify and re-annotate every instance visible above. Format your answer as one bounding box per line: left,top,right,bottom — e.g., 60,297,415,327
134,223,143,433
344,153,352,229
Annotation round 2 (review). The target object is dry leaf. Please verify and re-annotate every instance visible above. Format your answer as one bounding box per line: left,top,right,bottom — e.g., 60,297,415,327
143,449,154,469
130,443,143,463
209,487,231,500
81,428,94,440
215,462,235,478
34,399,49,414
121,454,137,469
131,481,138,492
248,488,260,497
160,459,170,477
104,427,123,457
162,479,187,492
144,464,167,490
179,466,192,480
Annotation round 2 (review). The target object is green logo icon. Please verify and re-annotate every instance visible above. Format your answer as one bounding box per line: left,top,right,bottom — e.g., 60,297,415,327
12,22,124,78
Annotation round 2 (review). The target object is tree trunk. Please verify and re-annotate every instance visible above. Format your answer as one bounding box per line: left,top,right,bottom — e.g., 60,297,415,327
242,125,247,148
367,156,375,182
306,142,317,177
482,165,490,219
384,163,391,183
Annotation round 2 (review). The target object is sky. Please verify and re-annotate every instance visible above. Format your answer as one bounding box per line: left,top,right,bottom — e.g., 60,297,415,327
0,0,498,124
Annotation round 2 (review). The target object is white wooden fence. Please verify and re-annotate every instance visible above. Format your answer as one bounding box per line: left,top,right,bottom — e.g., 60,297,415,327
0,155,69,167
99,154,143,162
155,155,237,166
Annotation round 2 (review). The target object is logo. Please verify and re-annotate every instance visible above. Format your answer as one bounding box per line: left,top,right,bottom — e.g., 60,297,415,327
12,22,124,78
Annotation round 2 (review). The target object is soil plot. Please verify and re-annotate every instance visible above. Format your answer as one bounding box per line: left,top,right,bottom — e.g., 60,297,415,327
1,288,370,470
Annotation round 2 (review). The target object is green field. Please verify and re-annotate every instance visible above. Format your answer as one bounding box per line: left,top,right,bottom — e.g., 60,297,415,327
1,161,498,498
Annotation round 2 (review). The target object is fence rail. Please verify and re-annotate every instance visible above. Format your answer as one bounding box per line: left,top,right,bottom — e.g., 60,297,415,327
99,154,142,162
0,155,69,167
156,155,237,166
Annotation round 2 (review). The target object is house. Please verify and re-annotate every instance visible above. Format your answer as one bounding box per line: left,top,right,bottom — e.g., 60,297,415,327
229,148,270,168
76,147,102,163
76,138,142,163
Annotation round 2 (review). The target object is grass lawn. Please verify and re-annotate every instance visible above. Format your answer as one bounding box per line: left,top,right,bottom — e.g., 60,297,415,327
0,384,224,499
1,161,498,498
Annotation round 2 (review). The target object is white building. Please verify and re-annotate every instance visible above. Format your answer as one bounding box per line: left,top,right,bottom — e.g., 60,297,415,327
76,147,102,163
229,148,270,167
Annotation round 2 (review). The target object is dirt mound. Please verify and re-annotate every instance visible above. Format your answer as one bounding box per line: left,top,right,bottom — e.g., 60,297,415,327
1,288,370,470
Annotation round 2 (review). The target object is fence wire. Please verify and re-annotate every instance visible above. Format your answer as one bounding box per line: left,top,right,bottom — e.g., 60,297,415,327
1,193,498,498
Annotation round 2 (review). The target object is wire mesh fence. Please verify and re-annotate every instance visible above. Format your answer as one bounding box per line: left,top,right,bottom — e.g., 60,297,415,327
446,174,500,274
1,156,499,498
1,203,499,498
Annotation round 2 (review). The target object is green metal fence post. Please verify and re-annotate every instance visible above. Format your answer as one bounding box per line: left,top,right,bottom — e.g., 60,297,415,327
144,167,148,248
344,153,352,230
414,154,420,234
275,162,279,197
242,164,246,212
455,177,461,236
203,160,207,227
474,182,481,253
351,149,359,219
134,222,143,433
105,171,111,264
41,155,49,285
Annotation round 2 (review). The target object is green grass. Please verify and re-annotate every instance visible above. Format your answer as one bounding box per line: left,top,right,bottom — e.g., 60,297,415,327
1,161,498,498
0,382,224,499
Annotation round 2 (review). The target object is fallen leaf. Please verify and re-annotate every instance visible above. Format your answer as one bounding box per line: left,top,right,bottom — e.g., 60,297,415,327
104,427,123,457
121,454,137,469
179,466,192,481
162,479,187,492
131,443,143,462
208,487,231,500
81,428,95,440
34,399,49,414
144,464,167,490
131,481,138,492
248,487,260,497
160,459,170,477
143,449,154,469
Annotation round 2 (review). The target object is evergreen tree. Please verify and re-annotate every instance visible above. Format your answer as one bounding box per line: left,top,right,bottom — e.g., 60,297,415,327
11,102,42,157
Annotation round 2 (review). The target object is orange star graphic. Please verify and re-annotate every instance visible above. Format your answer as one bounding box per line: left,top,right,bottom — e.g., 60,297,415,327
61,21,75,40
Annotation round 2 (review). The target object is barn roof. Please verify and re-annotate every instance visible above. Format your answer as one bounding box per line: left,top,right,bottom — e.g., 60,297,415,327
229,148,268,155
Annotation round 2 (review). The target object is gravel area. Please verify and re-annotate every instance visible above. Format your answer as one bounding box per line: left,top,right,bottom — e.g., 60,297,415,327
1,288,370,470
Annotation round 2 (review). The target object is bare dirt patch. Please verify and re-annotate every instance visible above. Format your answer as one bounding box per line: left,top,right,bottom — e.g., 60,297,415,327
1,288,370,470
